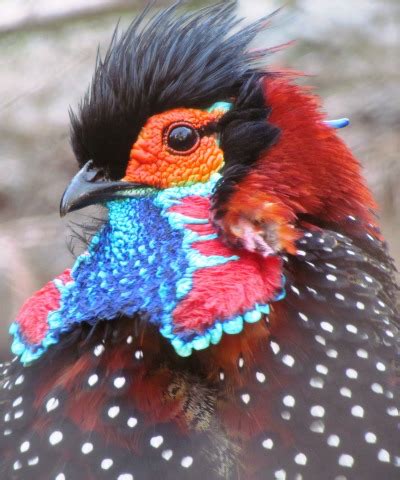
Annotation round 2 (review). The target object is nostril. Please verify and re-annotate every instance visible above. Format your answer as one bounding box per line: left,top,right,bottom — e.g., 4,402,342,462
82,160,107,183
93,169,106,182
87,168,106,183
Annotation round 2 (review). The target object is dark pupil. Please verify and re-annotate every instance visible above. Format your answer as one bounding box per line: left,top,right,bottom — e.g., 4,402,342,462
167,126,198,152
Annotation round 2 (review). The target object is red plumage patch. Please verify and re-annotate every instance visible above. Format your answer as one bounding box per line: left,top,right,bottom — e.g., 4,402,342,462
262,76,376,223
16,269,71,345
217,76,378,255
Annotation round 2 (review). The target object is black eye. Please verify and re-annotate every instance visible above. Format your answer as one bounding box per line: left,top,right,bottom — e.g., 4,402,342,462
167,125,199,153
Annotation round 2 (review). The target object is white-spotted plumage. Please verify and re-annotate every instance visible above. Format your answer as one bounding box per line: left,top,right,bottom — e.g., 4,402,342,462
1,206,399,480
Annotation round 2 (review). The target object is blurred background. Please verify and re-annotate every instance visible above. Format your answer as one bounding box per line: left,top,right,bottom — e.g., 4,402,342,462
0,0,399,359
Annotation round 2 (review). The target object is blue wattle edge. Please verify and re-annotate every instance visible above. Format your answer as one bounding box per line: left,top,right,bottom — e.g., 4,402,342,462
9,322,45,365
162,277,286,358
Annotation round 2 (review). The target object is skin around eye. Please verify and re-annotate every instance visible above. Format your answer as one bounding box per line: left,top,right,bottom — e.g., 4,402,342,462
124,108,225,188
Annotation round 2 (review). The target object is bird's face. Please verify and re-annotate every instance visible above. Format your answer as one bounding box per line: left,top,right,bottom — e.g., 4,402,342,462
60,106,228,215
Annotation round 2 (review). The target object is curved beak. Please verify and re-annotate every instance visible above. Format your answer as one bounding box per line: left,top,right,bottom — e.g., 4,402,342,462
60,161,146,217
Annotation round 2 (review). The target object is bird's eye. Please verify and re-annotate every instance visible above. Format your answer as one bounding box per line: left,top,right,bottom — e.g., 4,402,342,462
166,124,200,153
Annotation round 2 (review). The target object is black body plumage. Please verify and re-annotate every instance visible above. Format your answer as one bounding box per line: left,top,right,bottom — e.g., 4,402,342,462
1,222,399,479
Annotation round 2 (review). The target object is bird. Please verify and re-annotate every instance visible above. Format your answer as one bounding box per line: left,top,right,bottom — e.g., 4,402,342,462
1,2,399,479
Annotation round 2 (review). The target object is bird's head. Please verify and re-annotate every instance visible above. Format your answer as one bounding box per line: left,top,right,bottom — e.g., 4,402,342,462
60,3,281,219
61,2,376,256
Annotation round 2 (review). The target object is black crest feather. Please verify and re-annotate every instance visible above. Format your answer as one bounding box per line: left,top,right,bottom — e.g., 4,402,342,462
70,2,276,179
212,74,281,214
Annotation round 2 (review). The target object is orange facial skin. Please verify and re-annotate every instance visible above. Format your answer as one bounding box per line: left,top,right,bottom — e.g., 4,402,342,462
124,108,225,188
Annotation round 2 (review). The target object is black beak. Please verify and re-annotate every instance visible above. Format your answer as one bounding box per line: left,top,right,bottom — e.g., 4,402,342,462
60,161,147,217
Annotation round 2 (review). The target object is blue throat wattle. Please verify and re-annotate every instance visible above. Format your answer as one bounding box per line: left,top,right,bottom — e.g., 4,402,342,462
54,178,221,334
11,174,286,363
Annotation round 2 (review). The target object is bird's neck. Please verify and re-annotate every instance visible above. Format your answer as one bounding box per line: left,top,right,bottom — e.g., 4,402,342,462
67,174,281,355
